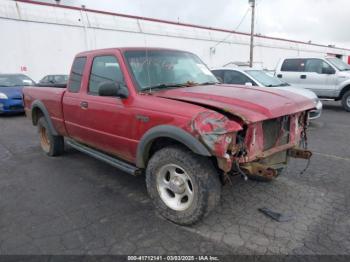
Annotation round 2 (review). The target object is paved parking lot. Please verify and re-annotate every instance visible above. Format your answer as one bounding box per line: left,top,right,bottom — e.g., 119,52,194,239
0,101,349,255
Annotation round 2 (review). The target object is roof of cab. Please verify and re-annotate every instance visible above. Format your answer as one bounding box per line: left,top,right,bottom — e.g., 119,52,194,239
76,47,190,57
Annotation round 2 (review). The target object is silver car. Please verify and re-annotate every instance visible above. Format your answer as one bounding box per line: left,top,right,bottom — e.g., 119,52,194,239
211,67,322,119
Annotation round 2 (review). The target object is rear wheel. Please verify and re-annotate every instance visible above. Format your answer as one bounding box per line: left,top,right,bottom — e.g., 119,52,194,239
146,146,221,225
37,117,64,156
341,91,350,112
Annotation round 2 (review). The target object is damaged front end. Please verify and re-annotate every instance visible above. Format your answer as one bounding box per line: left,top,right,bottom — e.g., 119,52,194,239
187,110,312,181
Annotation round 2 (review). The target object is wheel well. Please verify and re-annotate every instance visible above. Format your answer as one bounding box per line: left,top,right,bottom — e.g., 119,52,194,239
147,137,189,164
145,137,218,171
32,107,44,126
340,85,350,99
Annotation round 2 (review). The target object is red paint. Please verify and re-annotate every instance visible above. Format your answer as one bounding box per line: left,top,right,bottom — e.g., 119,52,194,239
348,56,350,65
15,0,350,52
186,111,242,157
154,84,314,123
23,47,314,172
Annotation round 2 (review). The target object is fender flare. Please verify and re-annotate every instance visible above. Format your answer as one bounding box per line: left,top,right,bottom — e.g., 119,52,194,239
136,125,211,168
31,100,59,136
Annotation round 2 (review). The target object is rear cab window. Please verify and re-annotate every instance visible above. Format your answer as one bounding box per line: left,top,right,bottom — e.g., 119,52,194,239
281,59,306,72
68,57,87,93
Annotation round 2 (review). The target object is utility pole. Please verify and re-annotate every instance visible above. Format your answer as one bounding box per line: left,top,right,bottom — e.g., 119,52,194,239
249,0,255,67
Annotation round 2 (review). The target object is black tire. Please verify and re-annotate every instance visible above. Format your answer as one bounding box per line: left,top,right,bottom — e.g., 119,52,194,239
341,90,350,112
37,117,64,156
246,167,285,182
146,146,221,225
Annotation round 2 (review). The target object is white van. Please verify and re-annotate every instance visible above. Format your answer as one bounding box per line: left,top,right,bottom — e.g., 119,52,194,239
275,57,350,111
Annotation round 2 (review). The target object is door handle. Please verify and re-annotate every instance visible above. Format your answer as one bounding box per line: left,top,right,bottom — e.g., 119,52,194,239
300,74,307,79
80,101,88,109
277,74,282,78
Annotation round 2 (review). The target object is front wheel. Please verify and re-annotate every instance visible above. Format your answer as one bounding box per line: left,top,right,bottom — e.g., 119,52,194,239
146,146,221,225
341,90,350,112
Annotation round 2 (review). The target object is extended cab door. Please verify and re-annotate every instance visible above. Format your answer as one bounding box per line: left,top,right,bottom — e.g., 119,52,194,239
276,58,305,87
63,53,136,162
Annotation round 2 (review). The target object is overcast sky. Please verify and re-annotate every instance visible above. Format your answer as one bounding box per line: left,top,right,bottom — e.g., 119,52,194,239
39,0,350,48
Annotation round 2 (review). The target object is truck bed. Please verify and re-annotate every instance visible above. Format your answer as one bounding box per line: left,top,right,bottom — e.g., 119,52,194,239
23,86,67,136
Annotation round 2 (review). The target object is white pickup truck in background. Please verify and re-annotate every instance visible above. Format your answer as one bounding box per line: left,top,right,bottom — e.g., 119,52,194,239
275,57,350,111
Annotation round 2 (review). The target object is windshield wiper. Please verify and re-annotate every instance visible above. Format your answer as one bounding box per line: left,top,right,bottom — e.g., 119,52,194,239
198,81,219,85
141,80,219,93
141,83,188,92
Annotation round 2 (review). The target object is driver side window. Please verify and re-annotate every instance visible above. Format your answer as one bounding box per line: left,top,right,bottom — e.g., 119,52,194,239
305,59,334,74
88,55,125,95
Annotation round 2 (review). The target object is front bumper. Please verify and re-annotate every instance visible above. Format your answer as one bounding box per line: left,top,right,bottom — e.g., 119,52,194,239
309,100,323,120
220,112,310,174
0,98,24,114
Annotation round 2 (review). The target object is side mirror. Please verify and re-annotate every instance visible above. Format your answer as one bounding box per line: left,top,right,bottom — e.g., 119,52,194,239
322,67,335,74
245,82,253,86
98,81,128,98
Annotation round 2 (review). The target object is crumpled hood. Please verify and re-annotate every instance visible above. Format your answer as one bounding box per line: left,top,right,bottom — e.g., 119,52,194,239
0,86,24,99
154,84,315,123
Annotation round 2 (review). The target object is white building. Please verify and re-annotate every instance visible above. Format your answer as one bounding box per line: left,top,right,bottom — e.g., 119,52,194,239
1,0,350,81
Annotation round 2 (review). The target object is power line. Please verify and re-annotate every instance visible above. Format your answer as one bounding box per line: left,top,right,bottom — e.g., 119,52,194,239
210,7,250,49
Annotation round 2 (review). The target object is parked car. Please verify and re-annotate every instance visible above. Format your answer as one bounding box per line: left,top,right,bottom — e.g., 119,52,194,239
37,74,68,88
23,48,314,225
275,57,350,111
211,67,322,119
0,74,35,114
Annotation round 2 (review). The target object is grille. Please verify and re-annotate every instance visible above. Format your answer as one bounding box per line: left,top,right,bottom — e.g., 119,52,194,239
262,116,290,150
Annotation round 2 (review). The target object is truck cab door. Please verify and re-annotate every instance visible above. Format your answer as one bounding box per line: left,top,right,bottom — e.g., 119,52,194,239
299,59,337,97
63,54,136,162
276,58,305,88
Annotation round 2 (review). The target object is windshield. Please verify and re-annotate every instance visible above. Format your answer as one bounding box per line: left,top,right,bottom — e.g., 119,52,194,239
124,50,218,91
244,70,288,87
326,58,350,71
0,74,35,87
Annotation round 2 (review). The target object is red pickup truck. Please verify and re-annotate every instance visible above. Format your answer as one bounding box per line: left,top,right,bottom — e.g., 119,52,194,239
24,48,314,225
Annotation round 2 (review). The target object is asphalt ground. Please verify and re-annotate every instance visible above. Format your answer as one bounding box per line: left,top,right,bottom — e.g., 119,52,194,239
0,101,349,255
